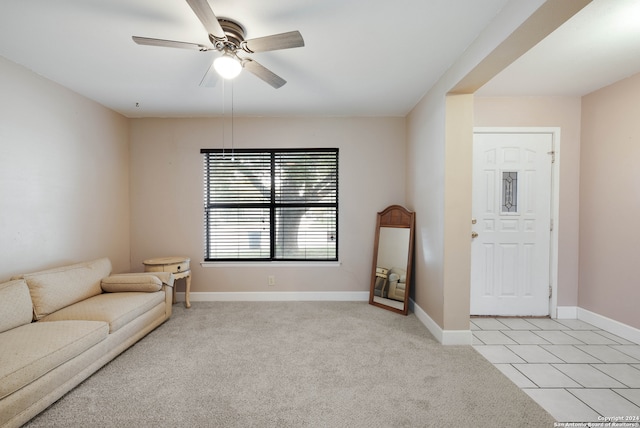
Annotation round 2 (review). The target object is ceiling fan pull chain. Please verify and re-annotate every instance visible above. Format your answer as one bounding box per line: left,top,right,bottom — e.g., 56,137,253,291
222,79,226,158
231,80,235,162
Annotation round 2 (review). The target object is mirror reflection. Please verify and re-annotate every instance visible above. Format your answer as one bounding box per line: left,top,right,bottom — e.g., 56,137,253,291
373,228,410,310
369,205,415,315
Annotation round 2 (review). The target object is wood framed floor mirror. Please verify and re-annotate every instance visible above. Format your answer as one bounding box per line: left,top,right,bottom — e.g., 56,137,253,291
369,205,415,315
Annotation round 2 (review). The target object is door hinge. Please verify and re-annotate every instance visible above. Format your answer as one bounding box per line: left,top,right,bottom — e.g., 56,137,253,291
550,218,554,231
548,150,556,163
549,285,553,298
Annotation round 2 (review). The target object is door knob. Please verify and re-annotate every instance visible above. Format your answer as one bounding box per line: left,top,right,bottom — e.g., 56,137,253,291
471,231,479,239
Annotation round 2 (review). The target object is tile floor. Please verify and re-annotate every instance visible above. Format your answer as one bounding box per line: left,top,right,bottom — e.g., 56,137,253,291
471,317,640,423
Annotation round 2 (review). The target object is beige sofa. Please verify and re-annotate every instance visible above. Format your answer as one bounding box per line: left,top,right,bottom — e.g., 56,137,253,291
387,267,407,302
0,258,174,428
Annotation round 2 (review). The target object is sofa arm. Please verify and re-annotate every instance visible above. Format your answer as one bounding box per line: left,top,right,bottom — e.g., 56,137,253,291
101,273,174,293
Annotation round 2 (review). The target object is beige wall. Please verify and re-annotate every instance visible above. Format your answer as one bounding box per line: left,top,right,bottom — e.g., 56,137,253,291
1,0,606,342
406,93,446,326
406,1,548,332
443,95,474,328
129,117,406,294
474,96,582,307
579,73,640,329
0,56,131,279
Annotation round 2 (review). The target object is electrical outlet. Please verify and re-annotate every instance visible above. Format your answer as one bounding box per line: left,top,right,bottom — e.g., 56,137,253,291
268,275,276,286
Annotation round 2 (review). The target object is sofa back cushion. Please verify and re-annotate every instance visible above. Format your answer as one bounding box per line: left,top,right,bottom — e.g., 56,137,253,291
18,258,112,320
0,279,33,333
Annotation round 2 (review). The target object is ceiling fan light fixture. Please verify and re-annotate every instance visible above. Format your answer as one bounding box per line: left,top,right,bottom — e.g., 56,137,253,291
213,54,242,79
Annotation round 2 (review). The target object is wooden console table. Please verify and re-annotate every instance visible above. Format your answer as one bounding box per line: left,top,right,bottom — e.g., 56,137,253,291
143,256,191,308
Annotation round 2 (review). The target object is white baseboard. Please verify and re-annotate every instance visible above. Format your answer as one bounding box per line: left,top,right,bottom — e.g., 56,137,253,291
577,307,640,345
176,291,370,302
557,306,640,344
556,306,578,319
177,294,639,346
409,299,473,345
178,293,473,345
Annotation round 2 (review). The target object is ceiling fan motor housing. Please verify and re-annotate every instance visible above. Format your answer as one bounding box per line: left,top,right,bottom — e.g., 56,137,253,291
210,18,246,51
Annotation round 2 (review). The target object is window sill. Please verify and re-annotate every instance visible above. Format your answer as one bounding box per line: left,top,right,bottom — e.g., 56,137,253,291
200,261,341,268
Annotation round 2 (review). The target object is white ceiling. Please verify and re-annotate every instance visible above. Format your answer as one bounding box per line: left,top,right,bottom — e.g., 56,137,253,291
478,0,640,97
1,0,639,118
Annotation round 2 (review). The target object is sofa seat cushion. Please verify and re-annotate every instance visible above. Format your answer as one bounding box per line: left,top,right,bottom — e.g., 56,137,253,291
0,320,108,400
0,279,33,333
40,291,165,333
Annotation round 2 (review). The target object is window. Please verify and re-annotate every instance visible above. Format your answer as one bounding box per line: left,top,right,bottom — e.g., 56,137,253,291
201,148,339,261
501,171,518,213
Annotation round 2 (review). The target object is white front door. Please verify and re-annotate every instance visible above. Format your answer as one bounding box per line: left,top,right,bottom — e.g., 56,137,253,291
470,132,553,316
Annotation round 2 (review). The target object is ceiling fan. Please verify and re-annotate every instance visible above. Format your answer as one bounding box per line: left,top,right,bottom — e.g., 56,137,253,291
132,0,304,89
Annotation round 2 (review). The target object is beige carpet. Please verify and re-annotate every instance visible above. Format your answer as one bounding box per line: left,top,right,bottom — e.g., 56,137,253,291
24,302,555,427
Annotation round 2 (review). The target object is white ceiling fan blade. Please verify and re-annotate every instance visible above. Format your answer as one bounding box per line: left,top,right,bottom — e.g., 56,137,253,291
243,58,286,89
242,31,304,53
132,36,209,51
185,0,226,39
199,62,218,87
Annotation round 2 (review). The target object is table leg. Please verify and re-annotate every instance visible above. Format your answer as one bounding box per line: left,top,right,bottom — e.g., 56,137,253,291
184,273,191,308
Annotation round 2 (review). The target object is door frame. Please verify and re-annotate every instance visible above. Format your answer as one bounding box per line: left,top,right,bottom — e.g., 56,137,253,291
472,127,561,318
